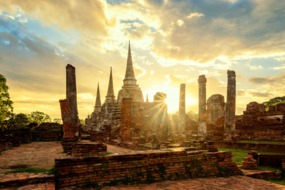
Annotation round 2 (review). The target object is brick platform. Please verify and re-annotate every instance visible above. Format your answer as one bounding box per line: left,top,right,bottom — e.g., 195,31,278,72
55,150,242,189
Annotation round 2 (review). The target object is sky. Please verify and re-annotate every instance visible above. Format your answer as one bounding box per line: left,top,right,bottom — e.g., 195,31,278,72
1,0,285,120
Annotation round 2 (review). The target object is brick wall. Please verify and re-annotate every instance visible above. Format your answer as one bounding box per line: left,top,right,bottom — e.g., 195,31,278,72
31,122,62,141
0,127,32,153
71,142,107,157
55,150,242,189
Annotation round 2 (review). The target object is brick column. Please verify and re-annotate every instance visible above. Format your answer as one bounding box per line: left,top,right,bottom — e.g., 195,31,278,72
198,75,207,122
179,84,186,133
66,64,79,127
198,75,207,137
224,70,236,139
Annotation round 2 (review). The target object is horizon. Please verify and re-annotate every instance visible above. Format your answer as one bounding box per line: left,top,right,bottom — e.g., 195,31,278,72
1,0,285,119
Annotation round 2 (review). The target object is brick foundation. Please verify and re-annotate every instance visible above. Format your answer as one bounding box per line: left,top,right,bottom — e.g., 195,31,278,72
71,141,107,157
55,150,242,189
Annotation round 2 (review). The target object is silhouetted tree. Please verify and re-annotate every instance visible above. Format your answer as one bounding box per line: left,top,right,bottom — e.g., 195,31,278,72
0,74,13,127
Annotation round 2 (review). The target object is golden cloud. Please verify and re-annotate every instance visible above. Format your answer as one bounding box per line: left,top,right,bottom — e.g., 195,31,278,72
0,0,113,35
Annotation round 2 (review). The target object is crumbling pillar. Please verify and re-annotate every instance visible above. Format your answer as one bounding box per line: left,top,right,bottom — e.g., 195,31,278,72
66,64,79,127
198,75,207,137
224,70,236,140
179,84,186,133
59,64,80,153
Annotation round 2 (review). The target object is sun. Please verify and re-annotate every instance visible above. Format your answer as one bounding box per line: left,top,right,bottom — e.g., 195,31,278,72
145,85,197,114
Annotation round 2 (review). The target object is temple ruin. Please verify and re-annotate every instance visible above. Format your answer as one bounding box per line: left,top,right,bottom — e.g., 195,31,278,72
196,70,237,141
85,43,169,148
235,101,285,141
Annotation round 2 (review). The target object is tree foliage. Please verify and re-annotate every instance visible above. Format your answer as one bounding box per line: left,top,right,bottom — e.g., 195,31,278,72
29,111,51,124
0,74,13,125
263,96,285,108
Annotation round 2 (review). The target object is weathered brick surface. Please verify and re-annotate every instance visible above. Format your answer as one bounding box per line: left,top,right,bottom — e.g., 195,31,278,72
0,127,32,153
55,150,242,189
61,138,77,154
59,99,78,139
235,102,285,141
31,122,62,141
71,142,107,157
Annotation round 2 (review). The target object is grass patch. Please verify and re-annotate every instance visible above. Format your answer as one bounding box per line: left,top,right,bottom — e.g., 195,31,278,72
237,140,285,145
5,166,55,174
268,179,285,186
219,147,285,165
219,148,249,165
257,166,277,171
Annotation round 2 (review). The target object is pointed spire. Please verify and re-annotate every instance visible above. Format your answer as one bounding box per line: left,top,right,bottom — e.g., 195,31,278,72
106,67,115,102
146,94,149,102
123,41,137,86
94,83,101,112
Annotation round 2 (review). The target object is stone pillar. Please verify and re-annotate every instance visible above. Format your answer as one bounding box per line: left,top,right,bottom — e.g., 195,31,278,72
59,64,80,154
66,64,79,127
179,84,186,133
224,70,236,139
198,75,207,121
198,75,207,137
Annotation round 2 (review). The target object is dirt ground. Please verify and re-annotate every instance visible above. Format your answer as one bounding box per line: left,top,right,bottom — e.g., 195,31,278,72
0,142,285,190
0,141,161,173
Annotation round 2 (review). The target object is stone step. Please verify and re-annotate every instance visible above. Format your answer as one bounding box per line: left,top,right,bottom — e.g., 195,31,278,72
242,169,282,180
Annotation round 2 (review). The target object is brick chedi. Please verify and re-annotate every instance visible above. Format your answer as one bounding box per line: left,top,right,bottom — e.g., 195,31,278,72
117,42,144,105
224,70,236,140
88,67,121,142
85,42,170,148
207,94,225,125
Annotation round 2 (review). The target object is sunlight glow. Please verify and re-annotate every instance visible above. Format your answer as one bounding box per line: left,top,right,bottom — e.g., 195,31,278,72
145,85,197,113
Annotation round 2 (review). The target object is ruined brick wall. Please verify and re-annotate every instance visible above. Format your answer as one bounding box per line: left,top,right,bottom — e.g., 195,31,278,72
120,98,132,142
55,150,241,189
120,97,169,146
0,127,32,153
31,122,62,141
71,142,107,157
235,102,285,141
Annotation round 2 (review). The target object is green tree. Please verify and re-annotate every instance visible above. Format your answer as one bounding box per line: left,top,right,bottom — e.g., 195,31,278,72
13,113,30,127
29,111,51,124
0,74,13,125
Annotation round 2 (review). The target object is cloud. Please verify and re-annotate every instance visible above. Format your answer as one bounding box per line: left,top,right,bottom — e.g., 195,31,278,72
187,12,205,19
147,0,285,62
248,65,263,70
0,0,113,36
250,91,272,98
248,74,285,84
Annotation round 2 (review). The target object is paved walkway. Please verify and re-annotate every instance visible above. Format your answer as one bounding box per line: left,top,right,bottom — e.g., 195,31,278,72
2,176,285,190
0,142,284,190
